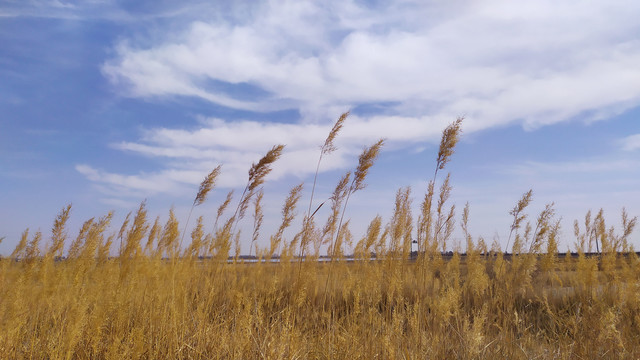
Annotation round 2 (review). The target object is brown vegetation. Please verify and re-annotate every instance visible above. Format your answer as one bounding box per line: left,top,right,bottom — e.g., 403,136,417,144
1,115,638,359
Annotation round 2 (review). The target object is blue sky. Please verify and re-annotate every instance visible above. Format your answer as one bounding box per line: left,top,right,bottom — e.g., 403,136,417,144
1,0,640,255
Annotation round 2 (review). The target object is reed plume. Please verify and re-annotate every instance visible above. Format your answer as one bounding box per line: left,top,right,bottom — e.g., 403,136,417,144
195,165,222,207
25,230,42,262
620,207,638,252
505,189,533,254
211,217,234,260
433,173,456,252
80,211,113,260
214,190,234,231
68,219,93,259
574,210,592,253
352,139,385,193
47,204,72,259
11,229,29,260
269,183,304,258
434,117,463,180
182,165,222,250
528,202,556,253
121,201,149,261
145,216,161,256
158,208,180,258
307,112,348,217
388,186,413,258
185,216,204,258
97,231,114,263
321,172,351,251
116,211,131,255
593,209,606,254
234,145,285,226
355,215,382,259
329,139,384,258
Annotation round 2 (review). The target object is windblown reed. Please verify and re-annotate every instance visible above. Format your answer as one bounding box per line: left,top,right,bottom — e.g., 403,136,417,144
1,116,639,359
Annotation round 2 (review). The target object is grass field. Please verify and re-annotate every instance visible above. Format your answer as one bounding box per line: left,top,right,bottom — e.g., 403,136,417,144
2,251,640,358
1,116,638,359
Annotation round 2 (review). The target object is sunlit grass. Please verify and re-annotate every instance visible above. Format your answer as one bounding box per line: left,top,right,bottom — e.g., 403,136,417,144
1,115,638,359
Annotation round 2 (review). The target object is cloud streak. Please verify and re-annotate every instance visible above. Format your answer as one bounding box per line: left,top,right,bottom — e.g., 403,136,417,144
85,114,452,203
103,1,640,122
79,0,640,204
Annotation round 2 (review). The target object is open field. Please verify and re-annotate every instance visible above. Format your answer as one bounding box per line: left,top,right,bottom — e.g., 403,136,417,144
1,117,638,358
2,253,640,359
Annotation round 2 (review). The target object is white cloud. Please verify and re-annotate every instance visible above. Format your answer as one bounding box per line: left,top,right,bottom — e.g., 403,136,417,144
76,164,182,191
75,164,198,203
621,134,640,151
81,0,640,205
0,0,213,21
99,197,139,210
85,114,453,199
102,0,640,124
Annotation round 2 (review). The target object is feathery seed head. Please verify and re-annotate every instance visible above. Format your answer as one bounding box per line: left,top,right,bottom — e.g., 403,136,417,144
248,144,285,192
218,190,234,219
622,207,638,238
80,211,113,260
510,189,533,231
333,172,351,201
322,172,351,244
25,231,42,260
239,144,285,220
194,165,222,206
159,208,180,258
117,212,132,243
268,184,303,257
49,203,72,258
353,138,385,192
214,190,234,231
462,202,471,240
364,215,383,252
275,183,304,242
187,216,205,257
11,228,30,259
68,219,94,259
436,117,463,172
145,216,161,255
122,200,149,258
323,111,348,155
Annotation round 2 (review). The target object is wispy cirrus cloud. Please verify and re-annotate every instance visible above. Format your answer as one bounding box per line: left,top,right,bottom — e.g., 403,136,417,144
0,0,209,21
82,114,457,204
102,0,640,123
77,0,640,204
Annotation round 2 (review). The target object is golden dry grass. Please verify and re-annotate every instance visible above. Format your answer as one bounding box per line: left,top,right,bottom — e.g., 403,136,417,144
1,116,639,359
2,251,640,358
